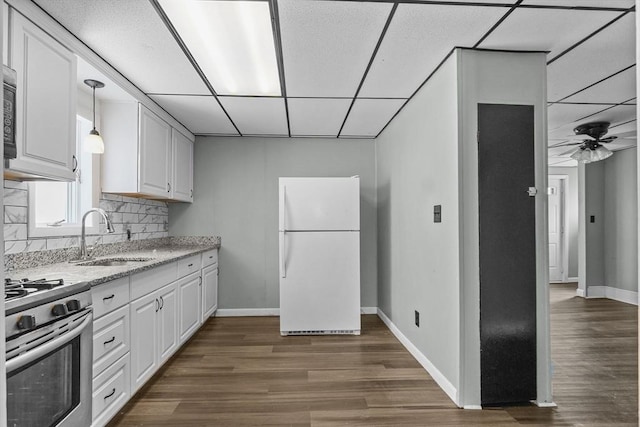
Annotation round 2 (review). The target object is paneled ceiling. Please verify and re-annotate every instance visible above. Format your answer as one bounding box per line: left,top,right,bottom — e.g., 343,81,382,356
33,0,636,166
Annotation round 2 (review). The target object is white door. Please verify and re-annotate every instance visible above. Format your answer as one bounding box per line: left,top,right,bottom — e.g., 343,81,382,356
130,293,158,393
548,178,564,282
279,177,360,231
279,231,360,333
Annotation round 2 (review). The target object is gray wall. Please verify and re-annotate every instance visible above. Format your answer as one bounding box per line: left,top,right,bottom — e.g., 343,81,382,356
376,53,461,399
169,137,377,309
549,167,579,278
579,161,606,293
604,148,638,292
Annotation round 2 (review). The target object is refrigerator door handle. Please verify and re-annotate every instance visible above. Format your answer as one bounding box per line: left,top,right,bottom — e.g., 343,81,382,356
280,185,286,231
279,231,286,278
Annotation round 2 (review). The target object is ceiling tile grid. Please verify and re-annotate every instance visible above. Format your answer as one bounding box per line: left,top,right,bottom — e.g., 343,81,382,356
288,98,353,137
277,0,393,98
359,3,507,98
149,95,237,135
218,97,288,136
31,0,636,159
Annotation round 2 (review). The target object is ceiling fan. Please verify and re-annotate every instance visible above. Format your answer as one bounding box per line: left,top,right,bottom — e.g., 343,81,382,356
550,121,617,164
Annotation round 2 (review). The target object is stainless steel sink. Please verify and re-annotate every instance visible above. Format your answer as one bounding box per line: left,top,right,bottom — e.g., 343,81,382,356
77,257,154,267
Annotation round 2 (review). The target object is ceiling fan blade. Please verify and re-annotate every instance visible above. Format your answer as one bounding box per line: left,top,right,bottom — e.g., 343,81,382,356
599,136,618,143
558,147,580,156
549,141,582,148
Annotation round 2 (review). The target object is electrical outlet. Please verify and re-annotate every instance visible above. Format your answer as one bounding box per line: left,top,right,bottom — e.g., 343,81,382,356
414,310,420,327
590,215,595,223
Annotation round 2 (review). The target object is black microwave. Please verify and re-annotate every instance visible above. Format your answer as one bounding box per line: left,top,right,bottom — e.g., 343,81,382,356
3,65,17,159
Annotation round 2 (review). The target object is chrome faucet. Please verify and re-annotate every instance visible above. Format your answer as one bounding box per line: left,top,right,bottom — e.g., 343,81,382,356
79,208,116,260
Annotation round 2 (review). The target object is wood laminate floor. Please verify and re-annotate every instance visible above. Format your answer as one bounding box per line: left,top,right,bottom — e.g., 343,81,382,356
109,283,638,426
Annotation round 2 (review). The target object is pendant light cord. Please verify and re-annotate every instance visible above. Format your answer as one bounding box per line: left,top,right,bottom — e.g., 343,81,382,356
92,86,96,131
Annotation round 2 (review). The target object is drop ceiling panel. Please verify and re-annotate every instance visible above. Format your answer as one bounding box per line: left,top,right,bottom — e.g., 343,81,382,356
521,0,634,8
278,0,393,97
562,66,636,104
360,4,505,98
218,97,288,135
573,104,638,128
33,0,210,95
77,57,133,102
341,99,406,137
478,8,619,60
288,98,352,136
547,12,636,102
547,103,610,130
149,95,237,135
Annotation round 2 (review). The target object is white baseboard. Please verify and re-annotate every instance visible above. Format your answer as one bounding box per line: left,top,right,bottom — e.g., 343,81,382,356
575,288,586,298
463,405,482,410
376,308,459,407
216,307,379,317
567,277,579,282
587,286,638,306
216,308,280,317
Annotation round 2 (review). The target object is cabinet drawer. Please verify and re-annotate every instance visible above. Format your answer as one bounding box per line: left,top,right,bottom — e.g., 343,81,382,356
92,277,130,320
201,249,218,267
177,254,201,279
131,261,177,301
92,353,130,427
93,305,130,378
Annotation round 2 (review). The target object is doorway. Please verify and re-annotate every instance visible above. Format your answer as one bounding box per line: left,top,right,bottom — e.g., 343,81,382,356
548,175,568,283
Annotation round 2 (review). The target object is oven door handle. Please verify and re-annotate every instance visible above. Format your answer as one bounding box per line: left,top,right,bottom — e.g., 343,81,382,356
6,311,92,372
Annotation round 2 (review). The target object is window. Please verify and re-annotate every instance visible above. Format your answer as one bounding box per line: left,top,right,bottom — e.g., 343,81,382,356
28,115,100,238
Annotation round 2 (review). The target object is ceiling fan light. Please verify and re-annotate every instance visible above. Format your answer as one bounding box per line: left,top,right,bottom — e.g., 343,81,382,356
594,145,613,161
570,148,589,163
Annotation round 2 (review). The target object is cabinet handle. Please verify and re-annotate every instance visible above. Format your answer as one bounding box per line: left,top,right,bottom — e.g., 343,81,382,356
188,263,193,267
199,277,202,286
155,298,159,312
72,155,78,172
160,296,164,310
103,336,115,345
167,182,171,192
104,388,116,399
103,294,115,301
190,189,193,198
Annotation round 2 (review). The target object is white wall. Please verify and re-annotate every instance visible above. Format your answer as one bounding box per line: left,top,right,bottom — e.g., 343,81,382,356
549,167,579,279
169,137,377,310
376,53,461,402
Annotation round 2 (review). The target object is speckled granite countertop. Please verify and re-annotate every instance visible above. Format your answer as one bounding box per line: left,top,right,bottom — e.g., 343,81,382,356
6,236,220,287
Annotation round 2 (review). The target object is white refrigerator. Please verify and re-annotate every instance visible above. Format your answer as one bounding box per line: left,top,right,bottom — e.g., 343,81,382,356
278,176,361,335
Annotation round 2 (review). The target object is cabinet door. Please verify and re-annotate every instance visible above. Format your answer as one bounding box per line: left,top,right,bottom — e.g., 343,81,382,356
139,105,171,198
129,293,158,393
9,10,76,181
172,129,193,202
202,264,218,321
157,283,178,364
178,273,201,344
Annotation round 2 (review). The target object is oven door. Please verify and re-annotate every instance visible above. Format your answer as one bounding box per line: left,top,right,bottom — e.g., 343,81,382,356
6,309,92,427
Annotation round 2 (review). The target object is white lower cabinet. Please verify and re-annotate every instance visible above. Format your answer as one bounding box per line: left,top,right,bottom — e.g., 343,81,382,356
130,281,178,393
92,353,130,427
202,264,219,321
91,249,219,426
178,272,202,344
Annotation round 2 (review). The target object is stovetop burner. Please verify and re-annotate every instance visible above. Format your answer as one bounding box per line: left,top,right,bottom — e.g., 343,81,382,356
4,278,65,301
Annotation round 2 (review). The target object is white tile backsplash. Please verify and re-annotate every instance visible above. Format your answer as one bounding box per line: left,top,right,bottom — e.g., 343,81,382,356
3,180,169,254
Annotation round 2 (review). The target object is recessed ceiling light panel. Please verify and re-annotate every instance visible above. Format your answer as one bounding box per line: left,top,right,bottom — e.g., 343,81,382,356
159,0,281,96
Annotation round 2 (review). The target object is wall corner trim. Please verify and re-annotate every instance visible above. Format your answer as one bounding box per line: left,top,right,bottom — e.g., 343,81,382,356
376,308,460,407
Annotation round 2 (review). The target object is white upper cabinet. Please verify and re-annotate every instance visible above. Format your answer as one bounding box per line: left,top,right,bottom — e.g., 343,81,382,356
7,9,77,181
139,105,172,198
102,102,193,201
171,129,193,202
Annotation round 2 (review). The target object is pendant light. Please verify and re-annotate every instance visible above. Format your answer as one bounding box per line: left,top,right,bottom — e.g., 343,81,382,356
83,79,105,154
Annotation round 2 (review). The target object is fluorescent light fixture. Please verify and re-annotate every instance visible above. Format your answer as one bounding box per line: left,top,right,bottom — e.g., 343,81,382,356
569,145,613,163
159,0,281,96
